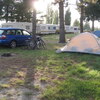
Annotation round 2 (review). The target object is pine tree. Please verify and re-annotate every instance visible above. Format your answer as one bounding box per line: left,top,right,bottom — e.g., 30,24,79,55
65,9,71,25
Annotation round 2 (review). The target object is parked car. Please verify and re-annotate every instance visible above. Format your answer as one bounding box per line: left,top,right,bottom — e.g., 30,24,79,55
0,28,32,48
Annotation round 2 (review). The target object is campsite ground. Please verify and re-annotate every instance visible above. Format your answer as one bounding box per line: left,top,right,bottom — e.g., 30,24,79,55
0,34,100,100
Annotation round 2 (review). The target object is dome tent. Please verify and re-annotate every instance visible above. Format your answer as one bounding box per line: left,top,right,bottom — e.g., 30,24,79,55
56,32,100,55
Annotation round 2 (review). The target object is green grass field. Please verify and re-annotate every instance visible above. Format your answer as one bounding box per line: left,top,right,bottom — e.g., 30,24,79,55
0,34,100,100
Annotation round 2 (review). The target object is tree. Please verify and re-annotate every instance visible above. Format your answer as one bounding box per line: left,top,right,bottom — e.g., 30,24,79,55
0,1,3,19
46,4,59,24
77,0,84,33
29,0,38,49
0,0,32,22
46,4,54,24
73,19,80,27
84,2,100,31
53,10,59,24
54,0,67,43
83,22,91,31
59,0,66,43
14,1,32,22
77,0,99,32
97,0,100,4
0,0,15,22
65,8,71,25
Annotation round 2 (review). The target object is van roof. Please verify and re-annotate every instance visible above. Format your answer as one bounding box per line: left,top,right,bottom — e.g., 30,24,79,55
0,27,23,30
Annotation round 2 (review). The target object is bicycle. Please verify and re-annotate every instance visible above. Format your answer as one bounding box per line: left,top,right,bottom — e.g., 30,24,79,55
26,35,46,49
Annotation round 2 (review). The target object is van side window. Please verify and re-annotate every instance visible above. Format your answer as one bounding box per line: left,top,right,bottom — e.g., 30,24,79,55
23,30,30,35
7,30,16,35
16,30,23,35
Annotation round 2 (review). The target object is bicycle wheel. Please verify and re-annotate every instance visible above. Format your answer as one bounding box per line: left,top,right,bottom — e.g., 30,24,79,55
39,39,46,49
28,40,37,49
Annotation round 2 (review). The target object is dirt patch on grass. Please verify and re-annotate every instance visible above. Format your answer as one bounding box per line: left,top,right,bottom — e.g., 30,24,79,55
0,55,43,100
0,55,32,78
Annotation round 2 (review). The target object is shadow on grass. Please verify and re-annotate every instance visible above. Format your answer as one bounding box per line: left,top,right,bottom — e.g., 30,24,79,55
0,51,37,100
22,65,35,100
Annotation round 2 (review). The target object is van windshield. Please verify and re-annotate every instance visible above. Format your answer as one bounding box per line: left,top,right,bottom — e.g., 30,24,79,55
0,30,4,35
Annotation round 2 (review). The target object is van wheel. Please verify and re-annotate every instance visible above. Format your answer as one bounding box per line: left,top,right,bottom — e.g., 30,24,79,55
10,41,16,48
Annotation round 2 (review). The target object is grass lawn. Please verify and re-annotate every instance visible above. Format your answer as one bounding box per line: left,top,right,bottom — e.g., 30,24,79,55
0,34,100,100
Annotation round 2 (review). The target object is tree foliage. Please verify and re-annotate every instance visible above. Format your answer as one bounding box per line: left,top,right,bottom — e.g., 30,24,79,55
14,2,32,22
73,19,80,27
0,0,32,22
46,4,59,24
46,4,54,24
84,1,100,30
83,22,91,31
65,8,71,25
85,2,100,21
77,0,100,32
0,0,15,22
53,10,59,24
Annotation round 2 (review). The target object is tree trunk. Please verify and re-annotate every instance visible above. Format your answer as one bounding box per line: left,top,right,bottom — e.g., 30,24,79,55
26,1,37,49
28,6,37,49
80,5,84,33
92,19,94,31
32,7,37,41
59,1,66,43
6,5,9,22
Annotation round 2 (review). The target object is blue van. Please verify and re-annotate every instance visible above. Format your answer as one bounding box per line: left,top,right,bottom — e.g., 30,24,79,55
0,28,32,48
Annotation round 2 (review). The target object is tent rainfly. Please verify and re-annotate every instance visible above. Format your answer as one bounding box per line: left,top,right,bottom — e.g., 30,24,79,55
56,32,100,55
92,30,100,38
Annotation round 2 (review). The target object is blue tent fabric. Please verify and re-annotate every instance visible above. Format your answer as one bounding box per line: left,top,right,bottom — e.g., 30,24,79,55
92,30,100,37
